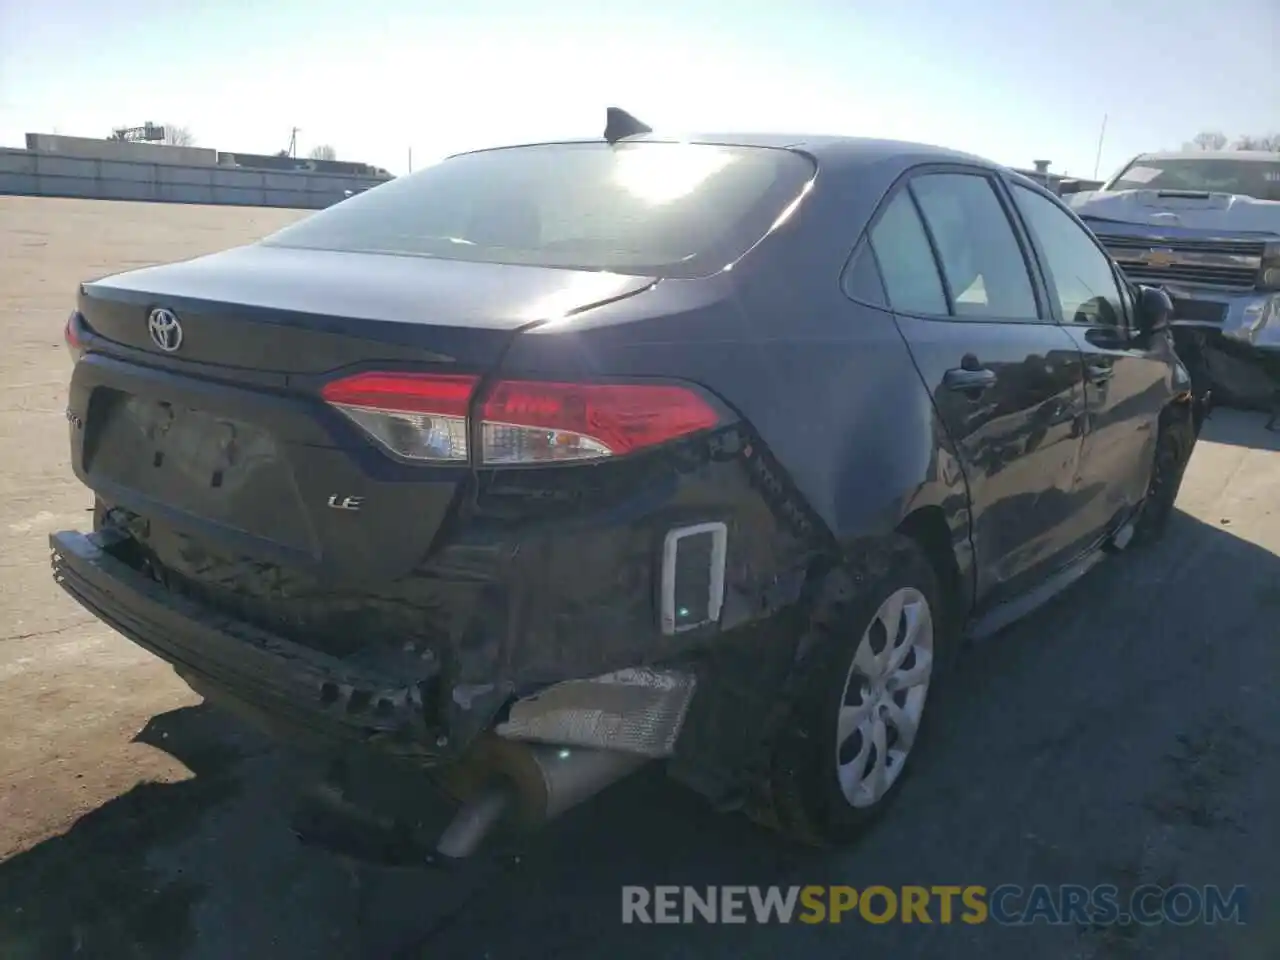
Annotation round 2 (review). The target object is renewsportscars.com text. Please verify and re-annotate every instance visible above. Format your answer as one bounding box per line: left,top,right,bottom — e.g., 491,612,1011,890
621,884,1249,926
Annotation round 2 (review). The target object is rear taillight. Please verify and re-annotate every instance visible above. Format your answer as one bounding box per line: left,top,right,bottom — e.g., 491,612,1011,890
320,372,723,464
321,372,477,461
478,380,722,464
64,311,84,362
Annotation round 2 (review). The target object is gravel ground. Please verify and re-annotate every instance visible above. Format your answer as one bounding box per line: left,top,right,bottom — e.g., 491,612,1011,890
0,195,1276,960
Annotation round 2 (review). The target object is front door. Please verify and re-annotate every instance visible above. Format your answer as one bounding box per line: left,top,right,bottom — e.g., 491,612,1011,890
1007,182,1173,534
866,169,1092,606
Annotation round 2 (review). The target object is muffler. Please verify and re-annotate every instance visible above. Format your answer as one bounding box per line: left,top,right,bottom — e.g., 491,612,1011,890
435,666,697,858
435,738,648,859
499,741,650,823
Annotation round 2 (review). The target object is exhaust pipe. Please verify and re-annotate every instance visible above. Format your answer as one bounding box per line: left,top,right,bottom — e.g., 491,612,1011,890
435,665,697,858
435,739,648,859
435,783,515,859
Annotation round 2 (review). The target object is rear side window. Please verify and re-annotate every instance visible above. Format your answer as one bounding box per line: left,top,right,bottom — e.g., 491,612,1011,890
910,173,1040,321
841,241,887,307
261,142,815,279
867,192,948,315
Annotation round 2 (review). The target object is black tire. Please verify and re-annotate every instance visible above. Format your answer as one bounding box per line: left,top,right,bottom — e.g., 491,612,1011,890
1131,419,1193,546
746,535,952,846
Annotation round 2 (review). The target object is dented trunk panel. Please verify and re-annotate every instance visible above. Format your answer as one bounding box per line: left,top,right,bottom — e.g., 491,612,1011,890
70,353,465,577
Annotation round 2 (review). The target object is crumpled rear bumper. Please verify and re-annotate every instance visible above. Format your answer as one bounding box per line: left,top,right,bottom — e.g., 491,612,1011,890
50,528,449,761
50,527,706,765
51,529,698,862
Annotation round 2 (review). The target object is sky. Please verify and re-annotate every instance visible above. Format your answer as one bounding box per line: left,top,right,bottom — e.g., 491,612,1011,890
0,0,1275,179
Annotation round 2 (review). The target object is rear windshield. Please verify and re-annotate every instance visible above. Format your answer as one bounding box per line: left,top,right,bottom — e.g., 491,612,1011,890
262,142,815,278
1107,157,1280,201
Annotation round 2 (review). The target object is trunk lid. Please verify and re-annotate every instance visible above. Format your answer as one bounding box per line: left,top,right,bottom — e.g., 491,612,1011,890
79,243,658,373
71,245,658,654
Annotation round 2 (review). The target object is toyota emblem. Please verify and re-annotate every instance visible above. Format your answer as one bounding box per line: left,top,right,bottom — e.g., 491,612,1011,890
147,308,183,352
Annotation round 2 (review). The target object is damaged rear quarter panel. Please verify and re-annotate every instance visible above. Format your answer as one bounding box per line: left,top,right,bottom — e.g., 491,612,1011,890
490,253,972,798
455,423,819,693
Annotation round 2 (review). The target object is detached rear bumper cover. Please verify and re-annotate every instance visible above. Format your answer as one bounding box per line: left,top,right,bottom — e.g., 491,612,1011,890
50,529,446,760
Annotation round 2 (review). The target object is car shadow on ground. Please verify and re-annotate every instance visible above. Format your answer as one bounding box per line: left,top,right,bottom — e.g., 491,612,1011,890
0,706,262,959
1198,407,1280,452
0,510,1277,960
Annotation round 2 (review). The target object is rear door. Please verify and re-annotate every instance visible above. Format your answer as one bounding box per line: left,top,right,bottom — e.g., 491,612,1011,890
1007,181,1173,532
866,168,1092,605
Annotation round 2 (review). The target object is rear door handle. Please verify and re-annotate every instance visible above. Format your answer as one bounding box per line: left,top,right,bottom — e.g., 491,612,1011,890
943,367,998,392
1087,364,1114,384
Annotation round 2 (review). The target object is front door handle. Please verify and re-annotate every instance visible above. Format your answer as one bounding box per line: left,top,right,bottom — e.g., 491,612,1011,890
943,367,998,392
1087,364,1114,385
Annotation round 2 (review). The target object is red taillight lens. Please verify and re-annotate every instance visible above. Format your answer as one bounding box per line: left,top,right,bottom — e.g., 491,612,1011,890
64,312,84,361
479,380,722,463
321,371,476,416
320,372,723,465
321,372,478,461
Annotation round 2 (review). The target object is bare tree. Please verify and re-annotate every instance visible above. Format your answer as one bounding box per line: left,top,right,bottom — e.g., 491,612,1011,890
309,144,337,161
1233,133,1280,152
163,125,197,147
1186,131,1228,151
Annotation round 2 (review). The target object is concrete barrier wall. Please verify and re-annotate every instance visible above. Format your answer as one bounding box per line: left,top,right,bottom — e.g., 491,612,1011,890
0,148,388,209
25,133,219,166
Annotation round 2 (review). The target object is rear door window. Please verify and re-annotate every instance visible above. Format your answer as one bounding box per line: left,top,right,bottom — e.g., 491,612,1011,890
909,173,1040,321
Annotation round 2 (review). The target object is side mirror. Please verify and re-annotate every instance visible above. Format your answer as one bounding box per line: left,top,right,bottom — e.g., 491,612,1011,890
1134,284,1172,336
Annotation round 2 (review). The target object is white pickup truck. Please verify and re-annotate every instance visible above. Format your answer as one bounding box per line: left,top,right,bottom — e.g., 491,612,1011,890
1069,151,1280,413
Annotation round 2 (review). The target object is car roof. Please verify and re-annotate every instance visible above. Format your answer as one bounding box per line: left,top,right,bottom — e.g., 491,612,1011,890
674,132,996,165
1132,150,1280,163
455,133,1008,178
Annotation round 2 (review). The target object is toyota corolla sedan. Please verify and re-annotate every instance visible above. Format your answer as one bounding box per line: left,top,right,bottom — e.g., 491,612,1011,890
52,113,1199,860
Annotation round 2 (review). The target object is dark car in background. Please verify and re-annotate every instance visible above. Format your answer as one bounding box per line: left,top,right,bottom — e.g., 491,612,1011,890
52,124,1200,860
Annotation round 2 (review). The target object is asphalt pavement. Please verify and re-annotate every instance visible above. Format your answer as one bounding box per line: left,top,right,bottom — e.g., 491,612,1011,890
0,197,1275,960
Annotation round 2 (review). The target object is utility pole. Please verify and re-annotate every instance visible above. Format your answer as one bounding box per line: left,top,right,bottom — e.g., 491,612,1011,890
1092,114,1108,180
408,147,413,173
288,127,300,159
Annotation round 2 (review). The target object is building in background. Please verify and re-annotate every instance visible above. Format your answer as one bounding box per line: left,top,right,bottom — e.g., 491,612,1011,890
4,129,391,209
25,132,216,167
1012,159,1104,196
22,131,392,181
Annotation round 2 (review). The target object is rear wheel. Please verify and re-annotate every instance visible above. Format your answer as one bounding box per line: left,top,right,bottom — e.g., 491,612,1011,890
833,585,934,809
748,536,951,845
